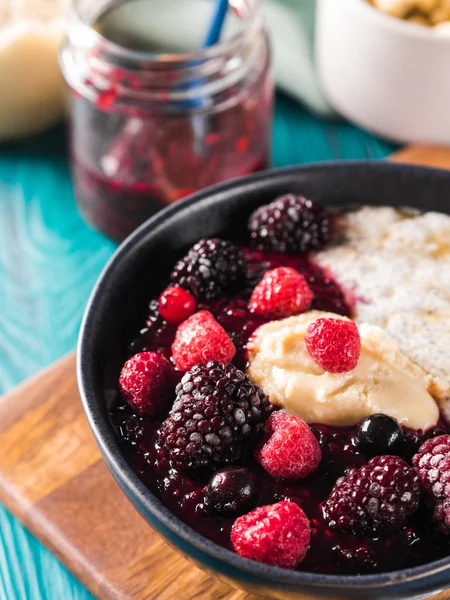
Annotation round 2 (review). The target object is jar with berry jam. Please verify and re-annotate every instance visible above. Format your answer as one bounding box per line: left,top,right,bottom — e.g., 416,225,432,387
60,0,273,241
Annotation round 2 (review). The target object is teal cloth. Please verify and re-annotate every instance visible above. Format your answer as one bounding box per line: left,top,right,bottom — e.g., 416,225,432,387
266,0,332,115
0,94,394,600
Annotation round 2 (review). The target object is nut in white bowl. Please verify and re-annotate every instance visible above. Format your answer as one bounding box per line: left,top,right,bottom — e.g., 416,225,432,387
316,0,450,144
371,0,444,19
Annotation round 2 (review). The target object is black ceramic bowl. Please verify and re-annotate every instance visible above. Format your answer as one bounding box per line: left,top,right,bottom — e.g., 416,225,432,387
78,162,450,600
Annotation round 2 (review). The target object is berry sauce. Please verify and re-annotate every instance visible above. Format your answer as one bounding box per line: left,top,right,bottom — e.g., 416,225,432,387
69,2,273,242
72,153,268,243
108,247,450,575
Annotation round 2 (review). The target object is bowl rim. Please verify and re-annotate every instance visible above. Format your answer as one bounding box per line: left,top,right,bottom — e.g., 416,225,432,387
350,0,450,41
78,160,450,594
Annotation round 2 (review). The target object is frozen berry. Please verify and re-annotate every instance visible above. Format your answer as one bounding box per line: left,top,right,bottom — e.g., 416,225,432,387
325,455,420,536
206,467,258,515
231,501,310,569
248,267,313,318
159,361,273,472
158,286,196,323
171,238,247,301
332,539,377,572
423,427,447,441
256,412,321,479
248,194,331,254
171,310,236,372
433,499,450,534
305,317,361,373
146,298,160,328
356,414,404,457
413,435,450,498
412,435,450,533
401,524,422,548
119,352,174,418
402,429,423,462
115,411,145,445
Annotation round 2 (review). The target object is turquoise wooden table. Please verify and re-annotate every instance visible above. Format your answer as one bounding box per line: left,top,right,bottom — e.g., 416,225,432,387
0,94,393,600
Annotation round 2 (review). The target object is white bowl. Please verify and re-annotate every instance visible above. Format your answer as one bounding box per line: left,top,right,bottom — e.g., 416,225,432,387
316,0,450,145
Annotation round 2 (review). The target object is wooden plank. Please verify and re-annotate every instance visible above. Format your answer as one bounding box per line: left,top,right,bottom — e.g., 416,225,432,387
1,145,450,600
390,145,450,169
0,353,258,600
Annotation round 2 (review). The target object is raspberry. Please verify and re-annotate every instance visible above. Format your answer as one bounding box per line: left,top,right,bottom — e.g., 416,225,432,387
158,286,196,324
206,467,258,515
248,267,313,318
159,361,273,472
412,435,450,533
305,317,361,373
171,238,247,301
256,412,321,479
248,194,331,255
119,352,174,418
171,310,236,372
325,455,420,536
231,501,310,569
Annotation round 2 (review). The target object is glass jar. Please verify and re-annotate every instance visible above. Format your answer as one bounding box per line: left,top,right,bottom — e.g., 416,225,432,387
60,0,273,241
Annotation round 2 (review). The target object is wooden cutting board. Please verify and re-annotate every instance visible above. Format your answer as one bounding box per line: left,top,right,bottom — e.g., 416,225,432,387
1,146,450,600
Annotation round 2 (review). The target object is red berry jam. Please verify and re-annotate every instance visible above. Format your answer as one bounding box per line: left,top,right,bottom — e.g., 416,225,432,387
64,1,273,241
72,152,269,242
108,246,450,575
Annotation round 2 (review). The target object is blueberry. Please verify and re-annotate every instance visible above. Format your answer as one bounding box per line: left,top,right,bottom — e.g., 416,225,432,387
205,467,258,515
356,414,404,457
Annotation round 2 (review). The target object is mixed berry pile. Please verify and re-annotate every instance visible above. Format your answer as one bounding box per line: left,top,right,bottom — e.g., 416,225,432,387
109,194,450,575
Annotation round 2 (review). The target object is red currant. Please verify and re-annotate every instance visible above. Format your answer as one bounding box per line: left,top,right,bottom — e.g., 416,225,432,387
158,286,196,324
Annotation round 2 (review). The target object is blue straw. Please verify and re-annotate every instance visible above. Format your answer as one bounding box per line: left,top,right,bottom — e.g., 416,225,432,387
203,0,229,48
191,0,229,154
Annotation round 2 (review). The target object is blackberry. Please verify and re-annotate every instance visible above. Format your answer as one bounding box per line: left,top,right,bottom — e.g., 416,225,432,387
171,238,247,301
332,539,377,572
325,456,420,536
113,405,146,446
159,361,273,472
248,194,331,254
144,298,162,334
412,435,450,500
118,418,145,445
412,435,450,534
433,499,450,535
